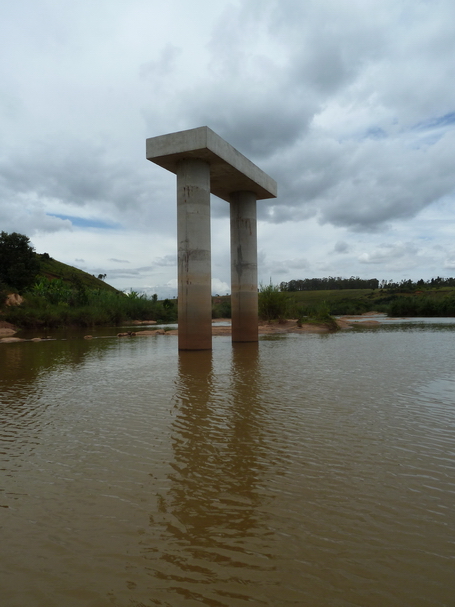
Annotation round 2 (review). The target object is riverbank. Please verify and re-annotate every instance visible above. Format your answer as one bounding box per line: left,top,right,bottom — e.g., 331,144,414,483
0,321,17,338
0,314,385,343
133,314,383,337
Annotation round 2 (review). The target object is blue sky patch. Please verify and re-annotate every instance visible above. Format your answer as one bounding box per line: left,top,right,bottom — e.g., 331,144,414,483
50,214,121,229
414,112,455,131
365,127,387,139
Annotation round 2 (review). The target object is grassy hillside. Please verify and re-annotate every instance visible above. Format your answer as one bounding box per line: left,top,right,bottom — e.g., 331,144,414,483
37,254,119,293
212,285,455,319
278,288,377,315
280,287,455,316
2,255,179,328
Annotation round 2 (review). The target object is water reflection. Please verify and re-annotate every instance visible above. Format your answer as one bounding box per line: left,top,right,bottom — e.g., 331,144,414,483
0,337,114,391
0,338,116,464
150,344,279,604
2,328,455,606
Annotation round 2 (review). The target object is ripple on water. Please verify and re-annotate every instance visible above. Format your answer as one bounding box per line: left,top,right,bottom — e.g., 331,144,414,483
1,330,455,606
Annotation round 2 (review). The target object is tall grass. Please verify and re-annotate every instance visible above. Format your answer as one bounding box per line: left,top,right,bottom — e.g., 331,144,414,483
4,279,178,328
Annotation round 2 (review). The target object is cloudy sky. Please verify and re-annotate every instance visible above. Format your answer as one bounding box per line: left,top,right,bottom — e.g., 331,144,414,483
1,0,454,296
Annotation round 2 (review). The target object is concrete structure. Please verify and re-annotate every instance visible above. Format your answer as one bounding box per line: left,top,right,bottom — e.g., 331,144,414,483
230,190,258,343
146,126,277,350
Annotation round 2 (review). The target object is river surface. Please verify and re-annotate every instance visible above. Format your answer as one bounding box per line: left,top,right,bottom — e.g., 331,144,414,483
1,322,455,606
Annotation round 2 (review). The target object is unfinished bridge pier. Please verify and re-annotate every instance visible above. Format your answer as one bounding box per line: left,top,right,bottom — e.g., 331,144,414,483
146,126,277,350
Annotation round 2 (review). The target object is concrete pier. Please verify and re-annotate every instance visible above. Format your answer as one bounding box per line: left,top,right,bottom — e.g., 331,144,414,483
230,191,258,342
177,158,212,350
146,127,277,350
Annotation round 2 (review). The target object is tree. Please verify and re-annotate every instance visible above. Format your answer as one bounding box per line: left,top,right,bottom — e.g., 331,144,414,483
0,231,41,292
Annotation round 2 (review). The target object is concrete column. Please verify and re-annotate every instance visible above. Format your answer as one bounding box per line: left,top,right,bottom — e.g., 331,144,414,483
230,190,258,342
177,158,212,350
147,127,277,350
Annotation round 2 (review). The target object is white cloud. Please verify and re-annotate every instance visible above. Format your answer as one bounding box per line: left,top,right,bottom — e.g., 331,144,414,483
444,253,455,270
1,0,455,291
212,278,230,296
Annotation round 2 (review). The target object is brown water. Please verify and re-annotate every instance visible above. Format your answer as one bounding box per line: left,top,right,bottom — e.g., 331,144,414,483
1,325,455,606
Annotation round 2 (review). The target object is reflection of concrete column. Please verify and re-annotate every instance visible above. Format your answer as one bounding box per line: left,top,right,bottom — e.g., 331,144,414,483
177,159,212,350
230,191,258,342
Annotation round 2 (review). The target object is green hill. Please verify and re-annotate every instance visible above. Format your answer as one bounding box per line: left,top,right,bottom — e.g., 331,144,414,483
37,253,119,293
1,254,180,329
280,286,455,317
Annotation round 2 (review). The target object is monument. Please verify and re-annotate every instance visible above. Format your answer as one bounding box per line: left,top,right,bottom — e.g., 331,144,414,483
146,126,277,350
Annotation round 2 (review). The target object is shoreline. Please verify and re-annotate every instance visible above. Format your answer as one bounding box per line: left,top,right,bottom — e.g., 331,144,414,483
0,313,384,343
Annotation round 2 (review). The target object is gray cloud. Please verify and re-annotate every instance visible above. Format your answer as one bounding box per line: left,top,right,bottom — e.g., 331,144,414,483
0,194,73,236
358,242,428,272
1,140,133,208
333,241,350,254
259,256,310,278
140,44,182,81
154,255,176,267
254,121,455,231
1,0,455,288
165,0,455,235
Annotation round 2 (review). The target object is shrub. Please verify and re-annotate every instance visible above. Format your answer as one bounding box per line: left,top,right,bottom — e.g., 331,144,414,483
388,294,455,317
296,301,339,331
258,283,290,321
4,286,178,328
212,297,231,318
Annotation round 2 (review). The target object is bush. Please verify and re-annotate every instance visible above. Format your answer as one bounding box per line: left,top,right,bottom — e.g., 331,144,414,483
212,297,231,318
4,286,178,328
326,299,370,316
388,295,455,317
258,283,290,321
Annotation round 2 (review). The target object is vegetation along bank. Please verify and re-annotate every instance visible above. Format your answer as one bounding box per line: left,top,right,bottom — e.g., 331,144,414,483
1,231,455,330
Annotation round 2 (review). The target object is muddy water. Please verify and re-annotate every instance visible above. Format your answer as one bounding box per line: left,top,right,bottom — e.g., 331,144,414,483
1,325,455,606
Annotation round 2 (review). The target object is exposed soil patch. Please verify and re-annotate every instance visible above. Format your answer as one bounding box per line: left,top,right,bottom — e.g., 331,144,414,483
0,321,18,337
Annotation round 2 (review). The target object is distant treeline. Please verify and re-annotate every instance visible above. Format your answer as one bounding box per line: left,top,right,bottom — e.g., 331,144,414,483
379,277,455,291
280,276,455,292
280,277,379,291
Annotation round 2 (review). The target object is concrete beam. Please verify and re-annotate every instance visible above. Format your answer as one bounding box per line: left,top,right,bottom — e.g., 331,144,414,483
146,126,277,202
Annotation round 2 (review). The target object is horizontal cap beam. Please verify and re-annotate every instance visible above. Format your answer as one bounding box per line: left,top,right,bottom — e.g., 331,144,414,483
146,126,277,202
